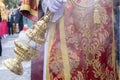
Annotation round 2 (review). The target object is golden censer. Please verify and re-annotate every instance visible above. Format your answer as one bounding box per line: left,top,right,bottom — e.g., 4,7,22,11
2,12,52,75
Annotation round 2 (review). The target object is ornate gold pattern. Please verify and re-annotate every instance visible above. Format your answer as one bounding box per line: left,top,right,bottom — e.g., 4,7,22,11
67,0,109,63
49,43,63,74
47,0,116,79
71,71,84,80
61,0,115,79
49,43,80,78
41,0,119,79
70,0,94,8
68,50,80,72
50,70,64,80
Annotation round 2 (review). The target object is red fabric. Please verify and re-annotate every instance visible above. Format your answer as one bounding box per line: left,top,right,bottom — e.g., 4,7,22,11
0,20,8,36
31,45,44,80
47,0,118,80
0,22,2,36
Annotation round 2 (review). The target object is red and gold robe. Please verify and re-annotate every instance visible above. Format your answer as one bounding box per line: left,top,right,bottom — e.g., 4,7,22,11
45,0,118,80
21,0,118,80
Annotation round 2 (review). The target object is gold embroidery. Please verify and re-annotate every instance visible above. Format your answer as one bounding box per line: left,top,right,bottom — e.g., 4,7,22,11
67,0,109,61
65,0,114,79
49,43,63,74
65,25,80,50
68,50,80,72
49,44,80,74
94,9,100,24
105,67,115,80
48,0,115,79
95,4,108,25
50,70,64,80
71,71,84,80
49,42,81,79
70,0,94,8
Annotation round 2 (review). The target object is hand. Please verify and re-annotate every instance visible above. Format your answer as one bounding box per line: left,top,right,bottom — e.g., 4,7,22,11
48,0,67,22
48,0,66,13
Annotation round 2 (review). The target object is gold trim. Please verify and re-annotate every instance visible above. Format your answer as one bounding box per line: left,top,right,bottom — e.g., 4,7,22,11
59,16,71,80
30,9,38,16
46,23,56,80
20,4,38,16
20,4,30,11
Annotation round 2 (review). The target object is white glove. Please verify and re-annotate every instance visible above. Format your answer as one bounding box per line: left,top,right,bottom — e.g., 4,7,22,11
42,0,49,14
42,0,67,22
48,0,67,22
48,0,66,13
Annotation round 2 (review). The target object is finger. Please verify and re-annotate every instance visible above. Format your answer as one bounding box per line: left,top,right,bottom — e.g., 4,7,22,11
54,0,62,7
62,0,67,3
49,5,59,13
57,0,67,3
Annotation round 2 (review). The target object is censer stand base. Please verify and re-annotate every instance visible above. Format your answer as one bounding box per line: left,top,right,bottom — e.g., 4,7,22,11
2,58,23,75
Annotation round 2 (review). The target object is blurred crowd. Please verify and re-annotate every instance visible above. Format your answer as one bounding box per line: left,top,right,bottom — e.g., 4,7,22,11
0,1,34,38
0,1,34,56
0,2,20,38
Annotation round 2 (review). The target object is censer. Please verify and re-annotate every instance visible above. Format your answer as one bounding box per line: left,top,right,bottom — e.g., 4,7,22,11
2,12,53,75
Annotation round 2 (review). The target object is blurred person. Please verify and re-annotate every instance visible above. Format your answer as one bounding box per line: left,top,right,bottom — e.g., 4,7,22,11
14,1,23,33
11,8,17,33
0,36,2,56
0,9,1,57
0,0,3,56
0,0,7,38
20,0,118,80
1,6,9,38
0,17,1,39
8,9,14,35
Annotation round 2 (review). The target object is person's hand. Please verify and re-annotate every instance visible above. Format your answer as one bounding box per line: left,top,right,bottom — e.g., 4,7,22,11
48,0,66,13
48,0,67,22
